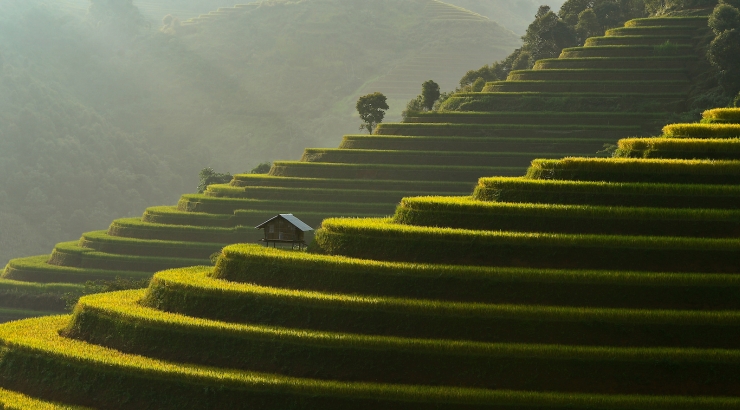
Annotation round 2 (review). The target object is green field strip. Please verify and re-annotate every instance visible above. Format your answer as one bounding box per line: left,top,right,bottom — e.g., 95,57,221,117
394,196,740,238
0,387,89,409
560,45,694,58
533,56,697,70
663,123,740,138
0,307,64,324
702,108,740,123
313,218,740,273
213,244,740,310
0,276,81,312
474,177,740,209
59,290,740,397
108,217,260,243
3,317,740,410
3,254,148,284
207,184,463,204
606,26,707,36
507,69,689,81
142,206,237,227
142,268,740,348
404,111,669,127
624,17,708,27
268,161,525,181
526,157,740,184
440,92,686,113
299,148,584,167
338,135,612,153
78,231,225,259
585,35,695,46
483,81,690,94
376,122,641,137
48,241,210,273
229,174,474,193
178,194,395,215
617,137,740,159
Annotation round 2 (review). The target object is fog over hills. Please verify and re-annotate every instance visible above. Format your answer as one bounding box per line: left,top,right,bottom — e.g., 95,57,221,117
0,0,520,265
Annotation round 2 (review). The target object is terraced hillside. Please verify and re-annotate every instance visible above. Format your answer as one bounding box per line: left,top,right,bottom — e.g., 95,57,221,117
0,15,713,320
0,108,739,408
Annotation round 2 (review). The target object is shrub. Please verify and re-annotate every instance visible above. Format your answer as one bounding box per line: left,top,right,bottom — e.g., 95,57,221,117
249,162,271,174
197,167,232,194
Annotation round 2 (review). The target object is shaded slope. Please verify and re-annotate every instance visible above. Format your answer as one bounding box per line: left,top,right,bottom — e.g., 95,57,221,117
0,108,739,407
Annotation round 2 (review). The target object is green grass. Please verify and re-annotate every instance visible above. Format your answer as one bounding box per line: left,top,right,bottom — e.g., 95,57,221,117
78,231,225,259
0,387,89,409
313,217,740,273
702,108,740,123
525,157,740,184
439,92,686,113
376,122,640,137
230,174,473,192
584,35,694,46
48,241,210,273
393,196,740,238
212,244,740,310
142,206,237,227
663,123,740,138
4,316,740,410
405,111,669,127
506,69,689,81
108,217,259,243
533,56,697,70
559,45,694,58
616,137,740,159
141,267,740,348
268,161,525,181
623,17,708,27
206,184,462,205
3,254,147,284
58,290,740,396
299,148,580,167
483,81,689,94
473,177,740,209
178,193,396,215
338,135,611,153
605,26,706,36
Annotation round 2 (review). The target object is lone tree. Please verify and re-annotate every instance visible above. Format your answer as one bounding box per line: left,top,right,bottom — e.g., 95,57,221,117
356,92,389,134
197,167,232,193
421,80,441,111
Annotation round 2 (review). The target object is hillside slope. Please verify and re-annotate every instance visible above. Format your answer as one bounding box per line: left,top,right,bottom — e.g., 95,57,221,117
0,108,739,407
0,15,713,321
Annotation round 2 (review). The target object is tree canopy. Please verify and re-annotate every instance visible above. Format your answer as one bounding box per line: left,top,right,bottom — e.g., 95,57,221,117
356,92,389,134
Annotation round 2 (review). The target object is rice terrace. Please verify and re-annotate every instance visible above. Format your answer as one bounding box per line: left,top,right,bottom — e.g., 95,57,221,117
1,0,740,407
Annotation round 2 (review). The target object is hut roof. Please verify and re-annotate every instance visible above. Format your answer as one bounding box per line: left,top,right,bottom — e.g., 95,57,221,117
255,214,313,232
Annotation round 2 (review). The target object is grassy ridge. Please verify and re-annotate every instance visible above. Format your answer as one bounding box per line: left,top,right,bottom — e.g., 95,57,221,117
616,137,740,159
394,196,740,237
206,184,462,205
78,231,224,259
48,241,209,273
533,56,697,70
4,317,740,410
439,92,686,113
473,177,740,208
212,244,740,310
142,206,237,227
605,26,705,36
63,290,740,396
0,387,89,409
702,108,740,123
108,217,258,243
375,122,640,137
559,45,694,58
483,80,689,94
623,17,708,27
3,254,147,284
525,157,740,184
178,194,394,215
268,161,524,181
584,35,694,46
506,69,689,81
299,148,577,167
405,112,668,127
338,135,611,153
142,268,740,348
313,218,740,273
230,174,473,192
663,123,740,138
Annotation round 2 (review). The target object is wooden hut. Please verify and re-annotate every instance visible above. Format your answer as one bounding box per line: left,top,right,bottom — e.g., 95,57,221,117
255,214,313,249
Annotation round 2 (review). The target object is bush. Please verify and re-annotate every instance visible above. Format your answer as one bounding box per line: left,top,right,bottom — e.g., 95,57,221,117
249,162,271,174
709,3,740,34
197,167,232,194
